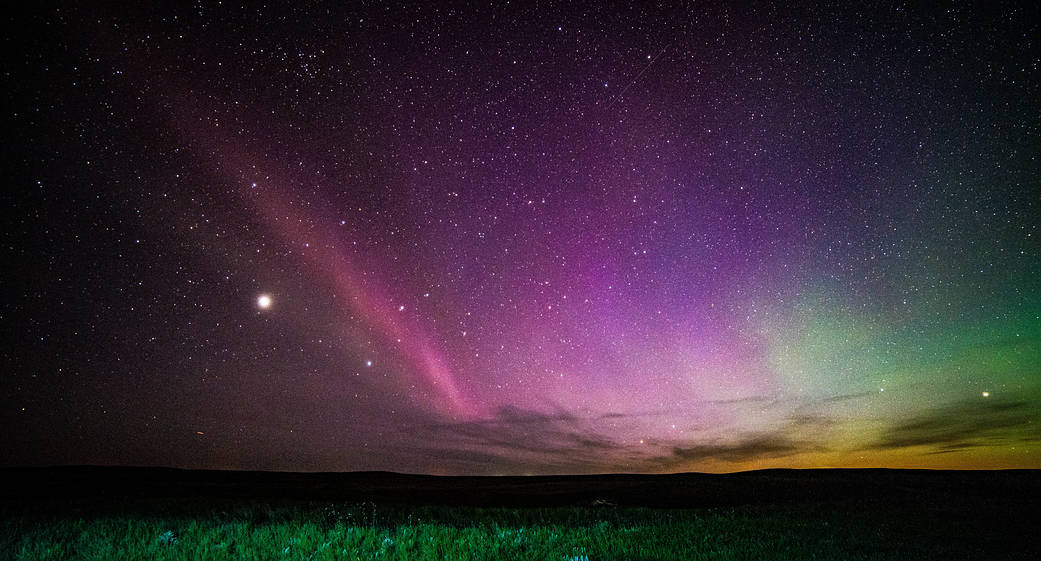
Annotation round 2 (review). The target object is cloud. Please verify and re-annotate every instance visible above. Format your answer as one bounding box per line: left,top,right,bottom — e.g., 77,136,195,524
821,391,876,403
404,406,628,473
787,414,837,428
395,406,829,474
868,399,1041,454
665,435,805,463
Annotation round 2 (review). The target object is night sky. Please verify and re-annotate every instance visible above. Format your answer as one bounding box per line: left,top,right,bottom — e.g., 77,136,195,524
3,2,1039,475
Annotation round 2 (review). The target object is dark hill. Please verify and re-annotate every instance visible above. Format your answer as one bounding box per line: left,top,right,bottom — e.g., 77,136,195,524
2,466,1038,510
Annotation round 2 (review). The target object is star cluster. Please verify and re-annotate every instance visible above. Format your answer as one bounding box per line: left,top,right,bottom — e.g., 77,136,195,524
3,2,1039,474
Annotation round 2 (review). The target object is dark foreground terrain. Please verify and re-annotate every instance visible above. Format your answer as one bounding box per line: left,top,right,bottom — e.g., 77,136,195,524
1,467,1039,560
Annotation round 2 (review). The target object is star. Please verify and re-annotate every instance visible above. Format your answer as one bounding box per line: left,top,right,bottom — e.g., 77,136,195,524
257,294,272,309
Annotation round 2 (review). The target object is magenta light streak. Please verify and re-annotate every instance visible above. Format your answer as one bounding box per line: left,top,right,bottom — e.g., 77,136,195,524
174,106,483,421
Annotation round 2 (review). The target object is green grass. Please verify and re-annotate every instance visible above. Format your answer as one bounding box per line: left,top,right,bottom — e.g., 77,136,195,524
1,498,1035,560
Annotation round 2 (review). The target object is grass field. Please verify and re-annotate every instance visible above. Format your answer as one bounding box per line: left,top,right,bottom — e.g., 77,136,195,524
2,468,1038,560
2,497,1037,561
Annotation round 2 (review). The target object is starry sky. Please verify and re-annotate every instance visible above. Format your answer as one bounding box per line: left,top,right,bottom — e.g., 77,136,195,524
3,2,1040,475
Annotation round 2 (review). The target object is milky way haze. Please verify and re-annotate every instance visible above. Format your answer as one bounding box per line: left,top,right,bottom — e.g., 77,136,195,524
4,2,1040,474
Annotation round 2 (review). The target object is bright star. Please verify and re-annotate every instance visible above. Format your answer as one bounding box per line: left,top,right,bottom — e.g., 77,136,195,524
257,294,272,309
982,391,990,398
